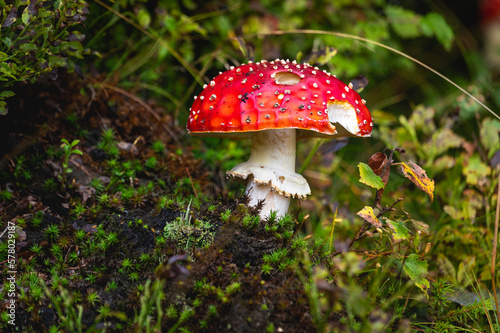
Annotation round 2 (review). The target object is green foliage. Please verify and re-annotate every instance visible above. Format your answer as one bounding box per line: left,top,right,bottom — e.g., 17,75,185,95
386,6,454,50
0,0,90,114
3,0,499,331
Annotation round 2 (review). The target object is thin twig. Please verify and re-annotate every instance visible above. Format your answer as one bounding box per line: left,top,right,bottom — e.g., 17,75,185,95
491,171,500,321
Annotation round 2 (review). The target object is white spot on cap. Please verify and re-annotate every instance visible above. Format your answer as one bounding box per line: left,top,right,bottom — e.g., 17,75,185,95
348,82,353,89
209,94,216,101
326,80,331,84
242,78,247,84
228,77,233,81
210,80,215,87
361,99,366,105
344,86,350,92
200,96,205,100
194,96,198,100
313,83,318,88
203,84,207,89
341,93,346,98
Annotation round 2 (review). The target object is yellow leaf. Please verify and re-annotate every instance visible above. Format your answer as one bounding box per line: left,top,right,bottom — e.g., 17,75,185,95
401,161,435,202
356,206,382,228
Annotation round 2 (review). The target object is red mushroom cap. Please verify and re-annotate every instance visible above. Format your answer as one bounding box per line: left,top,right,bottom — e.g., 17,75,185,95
187,59,372,138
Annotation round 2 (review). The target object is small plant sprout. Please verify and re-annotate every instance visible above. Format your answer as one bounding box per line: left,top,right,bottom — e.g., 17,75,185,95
44,224,60,242
59,138,83,190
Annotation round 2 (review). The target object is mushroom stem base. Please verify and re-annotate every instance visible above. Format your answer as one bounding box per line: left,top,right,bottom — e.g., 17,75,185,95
245,176,291,218
227,129,310,219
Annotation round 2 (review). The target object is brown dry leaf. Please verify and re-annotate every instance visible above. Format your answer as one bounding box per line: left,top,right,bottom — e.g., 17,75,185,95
356,206,382,228
401,161,435,202
368,152,388,176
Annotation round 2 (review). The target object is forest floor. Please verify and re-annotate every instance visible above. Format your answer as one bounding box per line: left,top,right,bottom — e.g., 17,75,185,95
0,73,337,332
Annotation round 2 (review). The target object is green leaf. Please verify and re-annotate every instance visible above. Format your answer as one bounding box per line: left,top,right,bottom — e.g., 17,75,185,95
457,257,476,288
420,12,454,51
0,100,8,115
437,254,457,285
1,37,12,49
19,43,37,53
385,219,410,243
463,155,491,185
49,56,68,68
0,91,15,98
480,118,500,156
137,8,151,28
358,162,385,189
22,5,34,25
0,52,8,62
385,5,421,38
403,254,430,297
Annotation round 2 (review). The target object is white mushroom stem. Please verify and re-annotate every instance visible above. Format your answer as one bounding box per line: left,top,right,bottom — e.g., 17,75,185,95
227,129,311,219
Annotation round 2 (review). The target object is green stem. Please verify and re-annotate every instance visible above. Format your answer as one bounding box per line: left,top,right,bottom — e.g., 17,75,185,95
299,139,323,174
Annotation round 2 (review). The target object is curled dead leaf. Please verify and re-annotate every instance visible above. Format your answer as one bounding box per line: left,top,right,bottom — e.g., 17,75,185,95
368,152,388,176
401,161,435,202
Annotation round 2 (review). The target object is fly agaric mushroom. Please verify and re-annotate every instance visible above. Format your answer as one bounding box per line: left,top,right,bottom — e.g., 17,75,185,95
187,59,372,218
